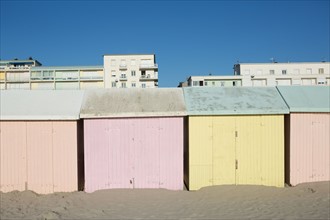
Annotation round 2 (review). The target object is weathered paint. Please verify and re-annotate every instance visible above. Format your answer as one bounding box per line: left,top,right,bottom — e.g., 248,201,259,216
80,88,186,118
277,86,330,112
287,113,330,186
183,87,289,115
84,117,183,192
0,121,80,194
186,115,284,190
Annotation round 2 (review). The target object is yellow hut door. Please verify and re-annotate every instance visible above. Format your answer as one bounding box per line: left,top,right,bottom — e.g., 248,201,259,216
235,116,263,185
212,117,236,185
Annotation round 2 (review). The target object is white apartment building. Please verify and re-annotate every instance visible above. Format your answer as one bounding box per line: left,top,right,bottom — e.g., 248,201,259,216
0,54,159,90
180,62,330,87
104,54,158,88
0,59,41,90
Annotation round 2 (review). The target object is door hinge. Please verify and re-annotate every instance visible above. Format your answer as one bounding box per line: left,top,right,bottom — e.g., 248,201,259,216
235,160,238,170
235,131,238,137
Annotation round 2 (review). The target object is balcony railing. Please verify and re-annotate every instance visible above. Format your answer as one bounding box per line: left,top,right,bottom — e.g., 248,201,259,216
119,64,127,70
139,64,158,70
140,74,158,81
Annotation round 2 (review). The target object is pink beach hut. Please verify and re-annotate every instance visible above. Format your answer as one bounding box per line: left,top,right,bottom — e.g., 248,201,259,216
277,86,330,186
80,88,186,192
0,90,84,194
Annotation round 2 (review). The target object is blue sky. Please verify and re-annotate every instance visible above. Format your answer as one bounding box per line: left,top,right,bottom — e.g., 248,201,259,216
1,0,329,87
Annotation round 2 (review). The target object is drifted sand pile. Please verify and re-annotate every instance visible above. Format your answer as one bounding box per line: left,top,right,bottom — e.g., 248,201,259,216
1,181,329,219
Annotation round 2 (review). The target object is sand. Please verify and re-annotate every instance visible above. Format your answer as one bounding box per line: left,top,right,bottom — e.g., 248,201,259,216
1,181,329,220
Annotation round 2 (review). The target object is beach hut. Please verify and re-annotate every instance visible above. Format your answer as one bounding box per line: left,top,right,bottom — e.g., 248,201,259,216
80,88,186,192
0,90,84,194
277,86,330,186
183,87,289,190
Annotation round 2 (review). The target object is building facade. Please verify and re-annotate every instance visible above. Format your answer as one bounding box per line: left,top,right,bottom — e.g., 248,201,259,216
30,66,104,90
0,54,159,90
0,59,41,90
180,62,330,87
104,54,158,89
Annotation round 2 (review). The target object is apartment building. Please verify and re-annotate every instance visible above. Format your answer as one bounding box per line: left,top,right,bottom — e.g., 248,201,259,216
0,59,41,90
0,54,159,90
29,66,104,90
104,54,158,88
180,62,330,87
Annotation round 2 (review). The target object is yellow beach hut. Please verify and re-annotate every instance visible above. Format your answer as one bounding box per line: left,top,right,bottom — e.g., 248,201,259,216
183,87,289,190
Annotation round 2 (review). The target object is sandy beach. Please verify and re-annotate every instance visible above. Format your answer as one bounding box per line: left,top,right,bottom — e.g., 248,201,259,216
1,181,329,220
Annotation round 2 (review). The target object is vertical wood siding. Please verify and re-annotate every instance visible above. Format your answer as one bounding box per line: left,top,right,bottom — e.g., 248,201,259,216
84,117,183,192
188,115,284,190
0,122,27,192
0,121,79,194
289,113,330,186
52,122,78,192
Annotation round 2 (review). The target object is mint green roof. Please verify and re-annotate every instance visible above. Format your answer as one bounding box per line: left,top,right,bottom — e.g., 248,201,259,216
31,66,103,71
183,87,289,115
276,86,330,112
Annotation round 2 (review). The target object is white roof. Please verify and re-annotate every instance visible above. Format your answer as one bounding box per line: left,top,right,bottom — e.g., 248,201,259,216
80,88,186,118
0,90,84,120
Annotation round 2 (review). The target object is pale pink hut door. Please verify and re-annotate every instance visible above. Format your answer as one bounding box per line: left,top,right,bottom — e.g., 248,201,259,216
84,119,131,192
129,119,160,189
311,118,330,182
108,120,131,189
84,117,183,192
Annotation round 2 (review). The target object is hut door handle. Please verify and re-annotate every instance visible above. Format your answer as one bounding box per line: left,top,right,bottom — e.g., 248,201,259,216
235,160,238,170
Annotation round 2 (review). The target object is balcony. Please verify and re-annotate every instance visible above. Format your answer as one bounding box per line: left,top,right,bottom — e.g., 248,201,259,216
119,64,127,70
140,74,158,82
139,64,158,70
119,75,127,81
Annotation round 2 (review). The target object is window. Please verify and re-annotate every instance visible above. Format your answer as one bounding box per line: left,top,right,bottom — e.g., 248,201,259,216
294,69,300,75
199,81,203,86
270,70,275,75
282,70,287,75
205,82,208,86
233,81,236,86
111,71,116,77
132,83,136,87
121,82,126,88
141,70,146,77
111,82,116,88
193,81,198,86
221,82,225,86
319,68,324,74
120,73,126,78
142,83,146,88
212,82,215,86
131,70,136,76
